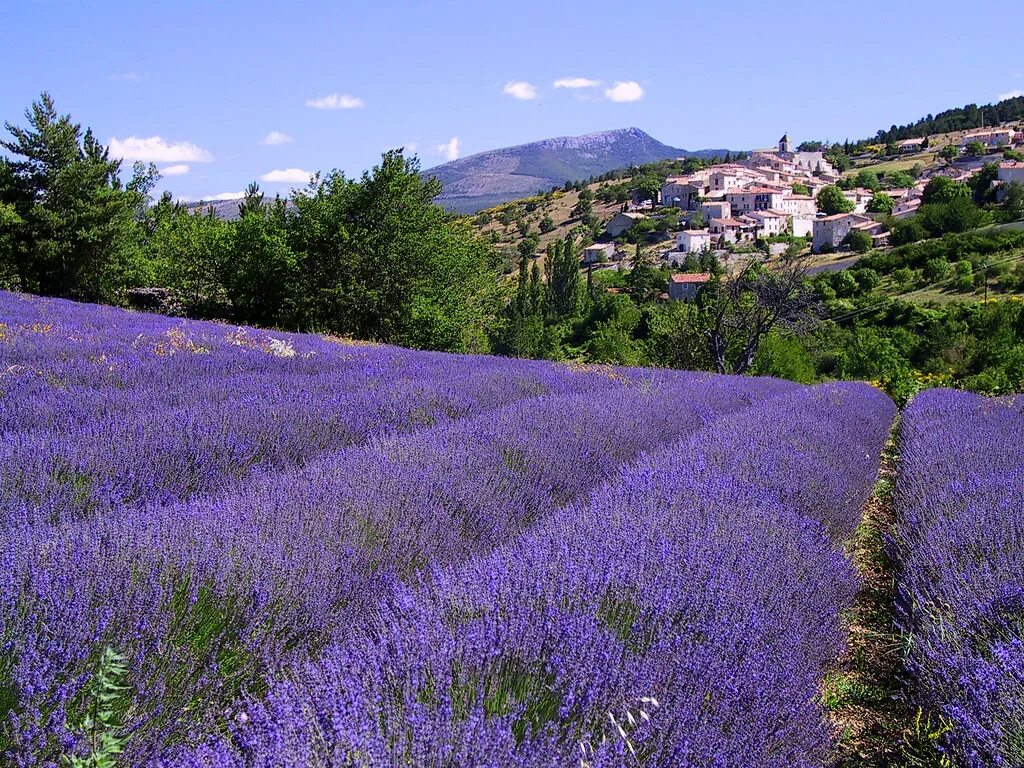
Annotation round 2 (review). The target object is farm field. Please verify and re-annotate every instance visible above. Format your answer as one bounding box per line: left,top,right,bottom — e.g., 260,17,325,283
0,290,1021,767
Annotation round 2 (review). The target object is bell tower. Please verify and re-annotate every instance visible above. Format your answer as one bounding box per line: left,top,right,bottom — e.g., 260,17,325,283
779,133,792,154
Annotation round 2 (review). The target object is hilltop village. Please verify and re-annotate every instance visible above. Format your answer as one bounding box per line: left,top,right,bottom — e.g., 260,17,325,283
474,124,1024,307
648,129,1021,259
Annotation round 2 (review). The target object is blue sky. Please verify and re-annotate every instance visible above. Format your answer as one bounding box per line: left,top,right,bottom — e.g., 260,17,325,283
2,0,1021,201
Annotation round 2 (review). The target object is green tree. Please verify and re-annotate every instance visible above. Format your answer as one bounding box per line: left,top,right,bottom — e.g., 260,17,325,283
917,198,990,237
791,182,810,196
1001,182,1024,222
546,235,581,319
150,205,236,315
844,229,873,253
572,187,594,219
853,169,881,191
230,193,298,326
0,92,155,300
632,173,662,206
922,257,950,282
752,331,817,383
286,151,497,351
889,217,926,245
922,176,971,204
965,141,987,158
866,192,895,214
816,185,855,215
887,171,915,189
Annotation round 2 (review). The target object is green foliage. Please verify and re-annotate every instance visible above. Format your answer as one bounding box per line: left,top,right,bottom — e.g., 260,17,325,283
546,235,582,319
791,182,810,196
917,198,991,237
867,192,895,214
964,141,987,158
0,92,156,301
889,218,927,246
817,185,856,215
62,647,131,768
631,172,663,205
922,258,950,282
572,186,593,219
752,332,817,383
887,170,915,189
1002,182,1024,222
853,169,881,191
844,229,874,253
922,176,970,205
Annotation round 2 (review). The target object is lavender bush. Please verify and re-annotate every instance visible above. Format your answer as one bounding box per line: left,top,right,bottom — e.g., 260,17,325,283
0,291,897,766
893,389,1024,767
164,383,895,767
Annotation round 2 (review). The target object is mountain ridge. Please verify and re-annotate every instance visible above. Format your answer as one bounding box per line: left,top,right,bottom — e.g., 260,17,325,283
423,127,734,213
186,128,736,218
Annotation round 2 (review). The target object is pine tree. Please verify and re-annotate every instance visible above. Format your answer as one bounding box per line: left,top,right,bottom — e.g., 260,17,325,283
549,234,580,319
0,92,154,300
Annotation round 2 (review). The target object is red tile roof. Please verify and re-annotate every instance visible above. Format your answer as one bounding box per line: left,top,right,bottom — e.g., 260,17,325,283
670,272,712,284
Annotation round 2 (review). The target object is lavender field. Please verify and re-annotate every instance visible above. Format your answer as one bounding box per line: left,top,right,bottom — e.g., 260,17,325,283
1,289,1019,768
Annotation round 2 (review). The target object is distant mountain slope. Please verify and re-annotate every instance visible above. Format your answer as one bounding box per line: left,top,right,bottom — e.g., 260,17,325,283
424,128,732,213
186,199,244,219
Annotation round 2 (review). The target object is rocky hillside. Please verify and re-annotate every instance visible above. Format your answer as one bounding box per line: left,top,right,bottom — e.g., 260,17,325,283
426,127,730,213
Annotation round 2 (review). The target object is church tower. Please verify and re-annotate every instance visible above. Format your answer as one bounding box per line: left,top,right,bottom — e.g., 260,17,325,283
779,133,793,154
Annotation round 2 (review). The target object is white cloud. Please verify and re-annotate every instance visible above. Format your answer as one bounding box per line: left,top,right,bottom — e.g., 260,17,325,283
554,77,601,89
108,72,140,82
109,136,213,163
436,136,460,161
261,131,293,146
199,191,246,201
161,164,189,176
604,81,644,102
503,81,537,100
997,89,1024,100
306,93,364,109
260,168,314,183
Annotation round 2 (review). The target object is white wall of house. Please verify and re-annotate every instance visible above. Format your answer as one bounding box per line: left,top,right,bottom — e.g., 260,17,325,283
676,230,712,253
998,163,1024,184
791,216,814,237
700,201,731,220
583,243,616,264
746,212,787,237
781,195,816,217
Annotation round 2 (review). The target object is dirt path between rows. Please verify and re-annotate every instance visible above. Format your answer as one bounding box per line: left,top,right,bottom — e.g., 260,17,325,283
825,417,918,767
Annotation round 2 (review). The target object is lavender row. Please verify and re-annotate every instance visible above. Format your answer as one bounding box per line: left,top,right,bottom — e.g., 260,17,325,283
892,389,1024,767
0,369,788,765
2,292,648,526
168,381,895,768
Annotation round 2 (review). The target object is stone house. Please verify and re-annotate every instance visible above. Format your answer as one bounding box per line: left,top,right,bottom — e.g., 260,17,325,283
667,272,712,301
605,212,646,237
812,213,870,252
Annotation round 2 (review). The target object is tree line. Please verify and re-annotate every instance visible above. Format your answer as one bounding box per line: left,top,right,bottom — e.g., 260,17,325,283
6,92,1024,400
0,93,499,353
